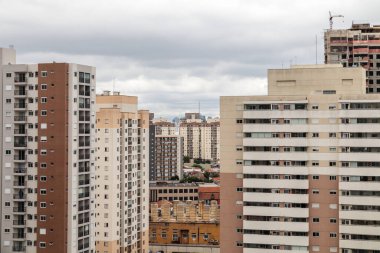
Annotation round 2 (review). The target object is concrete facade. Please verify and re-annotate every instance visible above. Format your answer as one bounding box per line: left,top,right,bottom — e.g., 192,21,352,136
0,48,96,253
95,92,149,253
220,64,380,253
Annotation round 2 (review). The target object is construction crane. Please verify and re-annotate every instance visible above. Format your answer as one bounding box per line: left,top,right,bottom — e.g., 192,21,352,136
329,11,344,29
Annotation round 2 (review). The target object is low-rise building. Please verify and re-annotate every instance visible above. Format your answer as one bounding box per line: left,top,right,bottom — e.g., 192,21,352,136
149,182,199,202
149,200,220,253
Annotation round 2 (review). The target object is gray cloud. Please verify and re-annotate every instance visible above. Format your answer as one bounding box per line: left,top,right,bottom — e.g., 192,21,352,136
1,0,380,118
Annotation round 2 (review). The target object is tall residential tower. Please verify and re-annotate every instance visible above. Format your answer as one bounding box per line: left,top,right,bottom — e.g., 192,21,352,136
95,91,149,253
0,48,96,253
221,64,380,253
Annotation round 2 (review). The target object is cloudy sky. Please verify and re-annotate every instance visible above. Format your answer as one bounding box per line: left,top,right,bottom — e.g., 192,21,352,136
1,0,379,118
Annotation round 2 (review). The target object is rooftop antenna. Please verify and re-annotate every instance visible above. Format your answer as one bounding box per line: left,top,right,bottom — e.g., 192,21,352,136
315,34,318,64
329,11,344,30
112,76,116,94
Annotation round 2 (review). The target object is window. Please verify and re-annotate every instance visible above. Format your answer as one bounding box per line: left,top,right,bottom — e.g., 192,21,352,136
329,161,336,166
41,110,47,116
312,175,319,180
41,97,47,103
161,231,167,238
236,187,243,192
329,204,337,209
312,203,320,208
40,189,47,195
40,176,47,182
329,190,337,195
312,105,319,110
313,232,320,237
5,98,11,103
5,150,11,155
312,217,320,223
40,136,47,142
41,71,48,77
329,133,336,138
312,189,319,194
6,73,11,77
40,202,47,208
41,84,47,90
39,242,46,248
312,133,319,138
329,176,337,180
329,232,337,238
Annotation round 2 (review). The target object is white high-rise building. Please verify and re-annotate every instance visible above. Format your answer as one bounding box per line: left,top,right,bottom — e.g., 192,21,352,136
95,92,149,253
221,64,380,253
0,47,96,253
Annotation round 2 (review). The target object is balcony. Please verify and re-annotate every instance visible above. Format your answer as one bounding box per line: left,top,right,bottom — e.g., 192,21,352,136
79,179,90,186
14,116,27,122
13,220,26,226
13,233,26,239
14,129,27,135
78,205,90,211
14,168,27,174
79,217,90,224
13,207,26,213
14,103,27,109
14,155,27,161
14,74,26,83
12,246,26,252
13,181,25,187
14,89,27,96
14,142,27,148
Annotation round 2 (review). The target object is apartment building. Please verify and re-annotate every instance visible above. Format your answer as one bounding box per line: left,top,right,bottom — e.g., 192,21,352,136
220,64,380,253
95,91,149,253
325,23,380,93
179,118,220,162
149,182,199,202
149,119,183,181
0,47,96,253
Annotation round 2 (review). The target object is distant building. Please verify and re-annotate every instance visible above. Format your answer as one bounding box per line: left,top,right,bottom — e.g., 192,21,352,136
325,23,380,93
95,92,149,253
149,119,183,181
198,184,220,204
180,117,220,162
149,182,199,202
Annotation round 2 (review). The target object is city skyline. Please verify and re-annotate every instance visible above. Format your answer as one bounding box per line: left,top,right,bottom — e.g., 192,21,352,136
1,0,380,118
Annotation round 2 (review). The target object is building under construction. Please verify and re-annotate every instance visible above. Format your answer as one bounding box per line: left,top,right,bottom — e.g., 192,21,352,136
325,23,380,93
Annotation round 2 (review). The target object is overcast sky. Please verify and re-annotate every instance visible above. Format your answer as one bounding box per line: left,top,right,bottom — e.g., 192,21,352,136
1,0,379,118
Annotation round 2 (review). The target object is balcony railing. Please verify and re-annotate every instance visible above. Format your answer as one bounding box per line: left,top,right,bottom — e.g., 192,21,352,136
13,233,26,239
12,246,26,252
14,155,27,161
78,205,90,211
13,207,26,213
13,220,26,225
14,168,27,174
14,103,27,109
14,90,27,96
14,116,27,122
14,129,27,135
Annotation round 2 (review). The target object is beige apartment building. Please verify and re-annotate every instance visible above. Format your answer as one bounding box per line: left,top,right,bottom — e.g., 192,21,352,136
149,119,183,181
95,92,149,253
180,118,220,162
325,23,380,93
0,47,96,253
221,64,380,253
